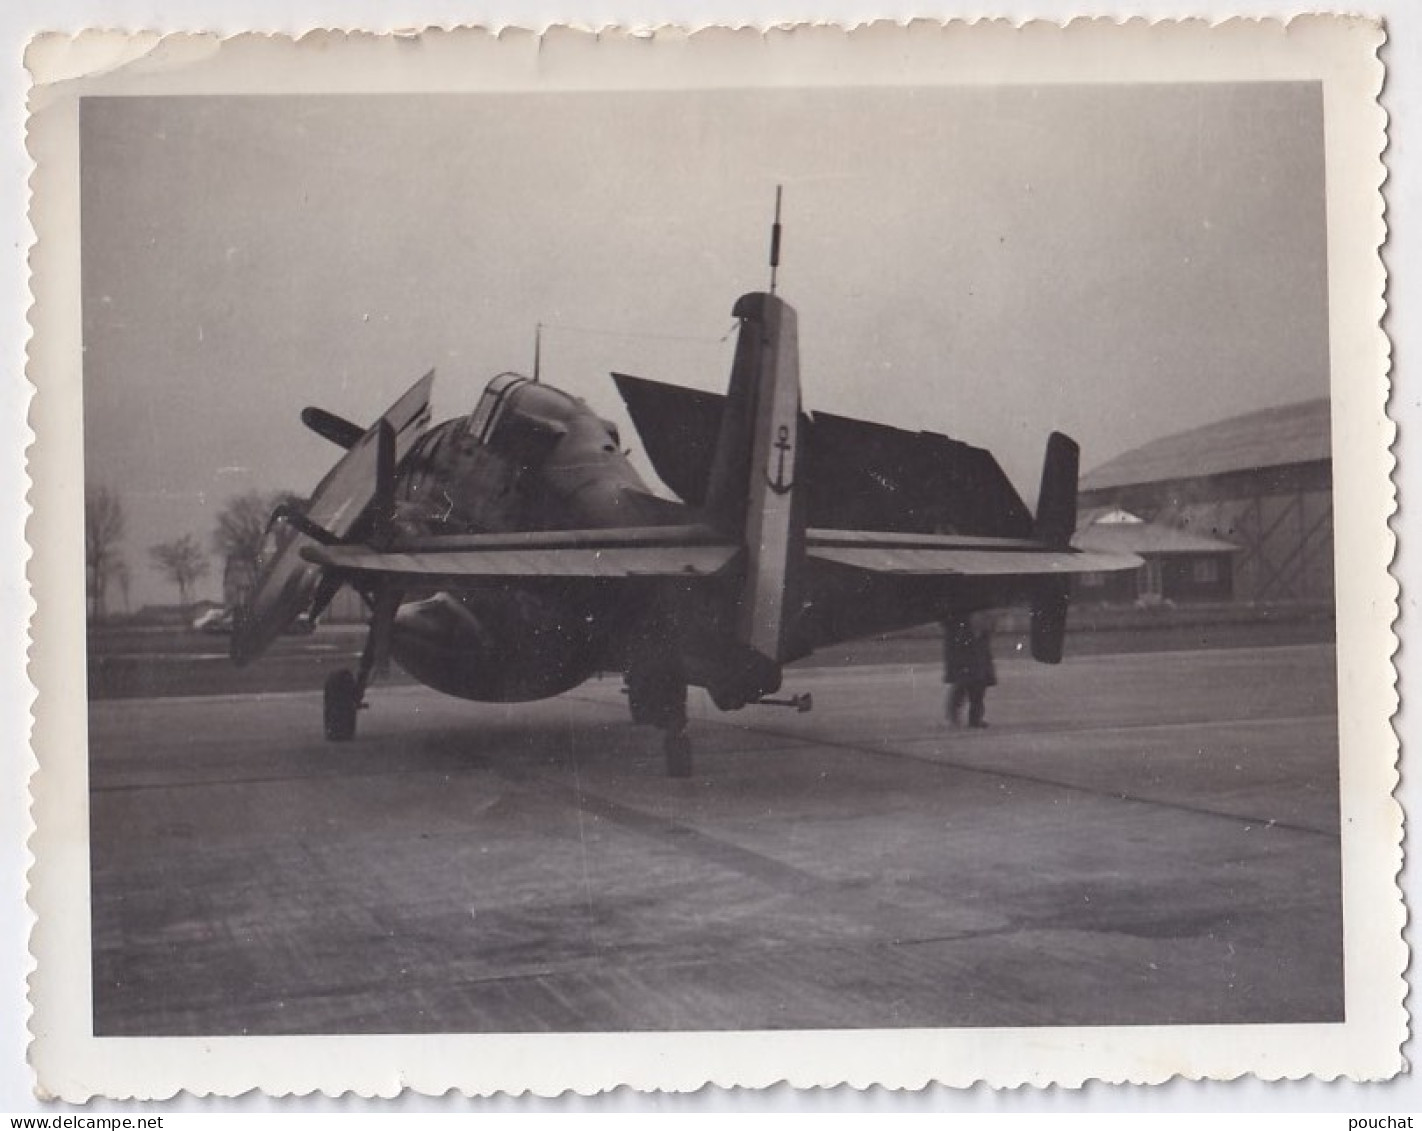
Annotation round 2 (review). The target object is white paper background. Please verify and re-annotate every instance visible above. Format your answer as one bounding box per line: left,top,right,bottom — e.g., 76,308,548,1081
3,0,1416,1115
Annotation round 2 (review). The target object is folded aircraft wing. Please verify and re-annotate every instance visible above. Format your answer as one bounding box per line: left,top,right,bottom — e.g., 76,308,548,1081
613,373,1036,538
806,529,1141,575
232,371,437,665
301,525,740,581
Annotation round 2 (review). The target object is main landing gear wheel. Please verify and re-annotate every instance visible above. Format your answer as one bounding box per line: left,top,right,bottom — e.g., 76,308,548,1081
324,668,360,742
664,728,693,779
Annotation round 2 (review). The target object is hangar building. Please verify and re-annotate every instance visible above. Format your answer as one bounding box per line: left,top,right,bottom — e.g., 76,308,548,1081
1073,508,1238,604
1076,397,1333,605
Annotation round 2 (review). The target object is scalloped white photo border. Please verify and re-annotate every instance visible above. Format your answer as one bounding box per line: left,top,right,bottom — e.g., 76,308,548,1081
23,19,1397,1099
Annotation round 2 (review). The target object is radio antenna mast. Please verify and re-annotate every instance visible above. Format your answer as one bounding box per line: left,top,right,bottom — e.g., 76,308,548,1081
769,185,784,295
533,322,542,383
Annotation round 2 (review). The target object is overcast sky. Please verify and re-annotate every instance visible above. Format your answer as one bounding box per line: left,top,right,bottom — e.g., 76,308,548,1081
80,83,1328,608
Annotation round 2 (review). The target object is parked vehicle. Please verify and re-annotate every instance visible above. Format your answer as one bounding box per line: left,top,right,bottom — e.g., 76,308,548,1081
192,607,234,634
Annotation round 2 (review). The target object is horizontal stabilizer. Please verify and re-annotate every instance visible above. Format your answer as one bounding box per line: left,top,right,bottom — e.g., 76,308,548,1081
809,545,1138,576
303,541,739,581
301,525,739,581
806,528,1139,576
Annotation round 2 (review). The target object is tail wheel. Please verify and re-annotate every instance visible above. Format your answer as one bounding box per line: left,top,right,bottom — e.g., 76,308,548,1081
664,728,693,779
324,669,359,742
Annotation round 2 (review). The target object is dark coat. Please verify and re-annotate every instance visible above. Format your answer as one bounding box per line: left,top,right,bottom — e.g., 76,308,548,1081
942,613,997,687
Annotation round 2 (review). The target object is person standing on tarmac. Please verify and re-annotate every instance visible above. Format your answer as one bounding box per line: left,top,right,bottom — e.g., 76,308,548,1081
942,610,998,728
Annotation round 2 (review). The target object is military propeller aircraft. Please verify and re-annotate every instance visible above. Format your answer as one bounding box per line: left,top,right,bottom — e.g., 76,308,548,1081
232,238,1137,776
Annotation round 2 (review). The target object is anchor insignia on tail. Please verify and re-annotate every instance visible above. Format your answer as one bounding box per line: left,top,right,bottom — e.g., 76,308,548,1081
767,424,795,495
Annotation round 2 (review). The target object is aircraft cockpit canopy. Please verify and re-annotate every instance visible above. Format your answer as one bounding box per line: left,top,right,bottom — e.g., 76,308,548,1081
465,372,584,465
466,372,531,446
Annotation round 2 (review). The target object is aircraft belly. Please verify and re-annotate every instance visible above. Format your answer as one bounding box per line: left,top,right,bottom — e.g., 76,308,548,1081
389,589,604,703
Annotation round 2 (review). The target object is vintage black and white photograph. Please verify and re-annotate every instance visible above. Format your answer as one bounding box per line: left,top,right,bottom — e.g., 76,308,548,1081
25,21,1397,1096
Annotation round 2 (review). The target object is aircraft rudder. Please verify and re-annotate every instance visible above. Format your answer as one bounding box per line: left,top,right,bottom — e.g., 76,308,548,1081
713,291,806,665
705,292,775,527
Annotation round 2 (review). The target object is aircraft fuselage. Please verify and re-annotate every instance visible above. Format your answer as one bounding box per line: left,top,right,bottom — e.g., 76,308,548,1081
382,374,687,702
236,289,1122,776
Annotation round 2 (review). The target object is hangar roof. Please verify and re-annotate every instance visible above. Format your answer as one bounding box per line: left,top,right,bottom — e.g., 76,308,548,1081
1081,397,1331,491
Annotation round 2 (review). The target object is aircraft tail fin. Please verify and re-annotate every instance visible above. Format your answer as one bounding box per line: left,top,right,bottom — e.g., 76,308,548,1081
705,293,806,666
1029,432,1080,664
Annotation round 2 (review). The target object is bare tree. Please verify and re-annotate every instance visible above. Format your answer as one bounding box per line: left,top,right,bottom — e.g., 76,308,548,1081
213,490,300,582
113,560,132,616
84,485,127,622
149,534,210,609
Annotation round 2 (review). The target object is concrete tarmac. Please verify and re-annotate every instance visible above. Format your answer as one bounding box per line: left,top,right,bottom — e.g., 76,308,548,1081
89,643,1341,1035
